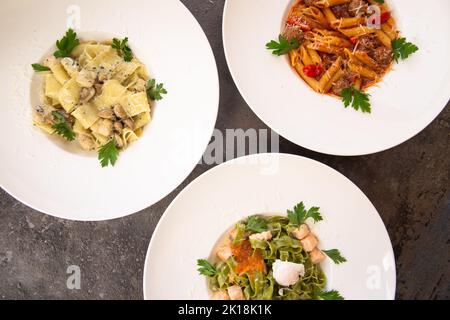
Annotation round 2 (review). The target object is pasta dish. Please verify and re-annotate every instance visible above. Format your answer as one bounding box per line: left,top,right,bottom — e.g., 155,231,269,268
197,202,346,300
32,29,167,167
266,0,418,113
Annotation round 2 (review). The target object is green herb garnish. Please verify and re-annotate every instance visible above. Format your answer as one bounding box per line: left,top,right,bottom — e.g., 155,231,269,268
316,290,344,300
287,202,323,226
112,37,133,62
146,79,167,101
323,249,347,264
54,29,80,58
51,111,75,141
392,37,419,63
32,63,50,72
98,139,120,168
197,259,217,276
341,86,371,113
246,215,268,233
266,35,300,56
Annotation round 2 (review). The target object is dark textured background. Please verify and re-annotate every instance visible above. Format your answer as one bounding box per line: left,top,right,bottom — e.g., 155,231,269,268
0,0,449,300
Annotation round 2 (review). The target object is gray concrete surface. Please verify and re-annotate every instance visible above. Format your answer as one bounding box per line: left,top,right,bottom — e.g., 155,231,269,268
0,0,449,299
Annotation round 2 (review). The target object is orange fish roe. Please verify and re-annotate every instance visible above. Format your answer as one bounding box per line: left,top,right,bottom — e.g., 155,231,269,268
232,240,265,275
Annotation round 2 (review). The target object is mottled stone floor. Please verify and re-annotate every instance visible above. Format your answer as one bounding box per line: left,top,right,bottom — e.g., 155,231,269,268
0,0,448,299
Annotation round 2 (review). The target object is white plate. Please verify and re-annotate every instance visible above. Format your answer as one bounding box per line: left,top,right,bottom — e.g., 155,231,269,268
223,0,450,156
0,0,219,221
144,154,396,300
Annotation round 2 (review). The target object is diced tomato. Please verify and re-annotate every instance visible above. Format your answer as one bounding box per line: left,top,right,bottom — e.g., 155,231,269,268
286,16,311,31
380,12,391,24
349,37,359,45
303,64,324,78
369,11,391,25
286,17,296,26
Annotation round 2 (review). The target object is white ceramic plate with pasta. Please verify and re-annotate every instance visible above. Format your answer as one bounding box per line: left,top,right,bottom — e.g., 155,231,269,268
223,0,450,156
143,154,396,300
0,0,219,220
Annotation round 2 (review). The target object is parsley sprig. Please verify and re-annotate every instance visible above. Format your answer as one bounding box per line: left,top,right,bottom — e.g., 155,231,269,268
341,87,371,113
373,0,384,4
246,215,268,233
197,259,217,276
51,111,75,141
146,79,167,101
392,37,419,63
98,139,120,168
32,63,50,72
266,35,300,56
287,202,323,226
315,290,344,300
112,37,133,62
54,29,80,58
323,249,347,264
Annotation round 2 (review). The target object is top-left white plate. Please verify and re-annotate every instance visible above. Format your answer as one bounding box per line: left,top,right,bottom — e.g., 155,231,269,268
0,0,219,221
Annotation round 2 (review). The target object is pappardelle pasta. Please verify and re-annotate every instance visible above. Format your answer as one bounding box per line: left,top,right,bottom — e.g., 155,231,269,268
197,202,346,300
32,29,167,167
266,0,418,113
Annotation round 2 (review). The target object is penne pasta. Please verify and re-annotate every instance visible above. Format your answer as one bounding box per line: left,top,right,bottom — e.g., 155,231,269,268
339,26,376,38
307,42,344,55
322,8,338,26
353,78,362,91
318,57,342,93
300,7,329,27
309,31,353,48
353,51,379,69
344,48,379,70
293,60,322,92
381,23,397,40
281,0,404,100
300,45,313,66
375,30,392,48
331,17,366,29
307,48,322,64
348,59,378,79
289,49,300,67
323,68,344,93
314,0,351,9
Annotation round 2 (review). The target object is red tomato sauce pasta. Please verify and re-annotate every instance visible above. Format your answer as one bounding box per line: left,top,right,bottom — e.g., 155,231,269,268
284,0,398,96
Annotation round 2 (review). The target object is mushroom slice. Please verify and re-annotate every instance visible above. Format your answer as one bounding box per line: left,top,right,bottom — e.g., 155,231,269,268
79,87,96,104
98,108,115,120
123,118,134,130
113,104,128,119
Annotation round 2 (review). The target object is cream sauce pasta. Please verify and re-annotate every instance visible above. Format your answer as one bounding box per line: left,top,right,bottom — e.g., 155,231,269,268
33,38,153,153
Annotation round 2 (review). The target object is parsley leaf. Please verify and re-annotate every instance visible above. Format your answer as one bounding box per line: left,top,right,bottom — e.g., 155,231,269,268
32,63,50,72
266,35,300,56
146,79,167,101
305,206,323,222
112,37,133,62
246,215,268,233
54,29,80,58
392,37,419,63
373,0,384,4
51,111,75,141
341,87,371,113
287,202,323,226
316,290,344,300
98,139,120,168
323,249,347,264
197,259,217,276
